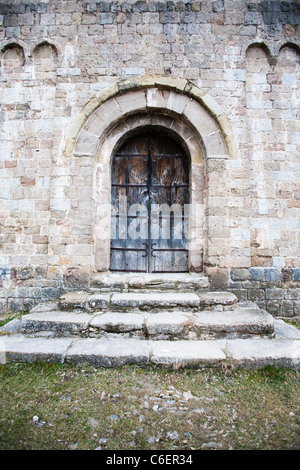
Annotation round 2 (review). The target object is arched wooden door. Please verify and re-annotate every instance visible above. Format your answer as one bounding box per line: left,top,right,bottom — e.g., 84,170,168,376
110,132,189,273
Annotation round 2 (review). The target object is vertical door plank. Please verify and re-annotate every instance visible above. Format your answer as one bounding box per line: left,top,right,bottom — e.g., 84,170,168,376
110,133,189,273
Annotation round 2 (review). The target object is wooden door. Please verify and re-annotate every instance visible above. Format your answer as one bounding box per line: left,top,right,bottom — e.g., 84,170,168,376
110,133,189,273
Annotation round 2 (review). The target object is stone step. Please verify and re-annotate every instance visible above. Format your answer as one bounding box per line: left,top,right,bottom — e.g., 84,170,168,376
58,291,238,312
90,272,210,293
58,292,110,311
16,302,274,340
109,292,202,312
0,325,299,369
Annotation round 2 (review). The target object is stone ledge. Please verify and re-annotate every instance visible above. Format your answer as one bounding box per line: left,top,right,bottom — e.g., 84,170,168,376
225,338,300,370
11,301,275,341
90,271,210,291
0,335,73,364
110,292,200,311
150,340,227,366
13,302,275,341
20,311,92,335
90,312,144,333
65,337,150,367
56,290,238,312
198,292,237,308
0,335,299,370
58,292,110,311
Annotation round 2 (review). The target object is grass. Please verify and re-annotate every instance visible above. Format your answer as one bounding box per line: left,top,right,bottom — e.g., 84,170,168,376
0,312,299,450
0,310,25,328
0,362,299,450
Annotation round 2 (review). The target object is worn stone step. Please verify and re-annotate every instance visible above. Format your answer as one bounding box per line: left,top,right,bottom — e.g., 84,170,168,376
58,292,110,311
110,291,238,312
0,332,299,369
90,272,209,292
57,290,238,313
191,307,274,339
110,292,201,311
198,292,237,309
19,311,92,337
16,302,274,340
145,306,274,340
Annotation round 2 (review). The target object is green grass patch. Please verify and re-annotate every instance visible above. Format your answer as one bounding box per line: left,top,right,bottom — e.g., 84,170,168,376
0,311,25,328
0,363,299,450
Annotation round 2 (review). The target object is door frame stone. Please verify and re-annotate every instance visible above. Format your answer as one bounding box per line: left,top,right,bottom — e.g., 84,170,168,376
58,76,239,273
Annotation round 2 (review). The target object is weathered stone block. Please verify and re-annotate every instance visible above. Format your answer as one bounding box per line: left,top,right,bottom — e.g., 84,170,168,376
205,267,230,289
1,336,73,364
90,312,144,333
291,268,300,281
150,340,226,366
146,312,193,337
198,291,237,309
59,292,89,311
0,268,11,280
248,289,265,301
20,311,92,335
244,12,262,25
87,294,110,311
66,338,150,367
63,268,89,289
231,268,249,281
111,292,200,311
249,267,265,281
159,11,180,23
265,268,282,282
265,288,286,300
226,338,300,369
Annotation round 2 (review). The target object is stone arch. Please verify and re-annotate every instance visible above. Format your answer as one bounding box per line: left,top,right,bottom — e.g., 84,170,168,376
1,42,26,69
56,77,239,273
31,39,60,57
277,42,300,65
64,76,238,162
32,41,58,74
245,42,277,67
245,42,271,60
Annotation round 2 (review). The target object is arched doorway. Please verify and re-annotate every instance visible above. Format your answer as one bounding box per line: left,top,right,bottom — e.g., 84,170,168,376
62,77,238,273
110,129,190,273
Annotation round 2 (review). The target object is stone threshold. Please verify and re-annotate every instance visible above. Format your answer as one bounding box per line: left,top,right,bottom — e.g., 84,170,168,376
90,271,210,292
0,320,300,369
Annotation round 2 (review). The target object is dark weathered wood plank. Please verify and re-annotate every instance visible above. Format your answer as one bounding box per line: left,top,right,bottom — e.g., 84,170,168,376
110,133,189,273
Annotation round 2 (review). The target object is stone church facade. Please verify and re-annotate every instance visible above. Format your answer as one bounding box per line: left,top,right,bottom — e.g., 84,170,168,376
0,0,299,317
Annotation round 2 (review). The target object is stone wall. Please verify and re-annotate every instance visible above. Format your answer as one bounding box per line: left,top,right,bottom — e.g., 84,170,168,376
0,0,299,315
